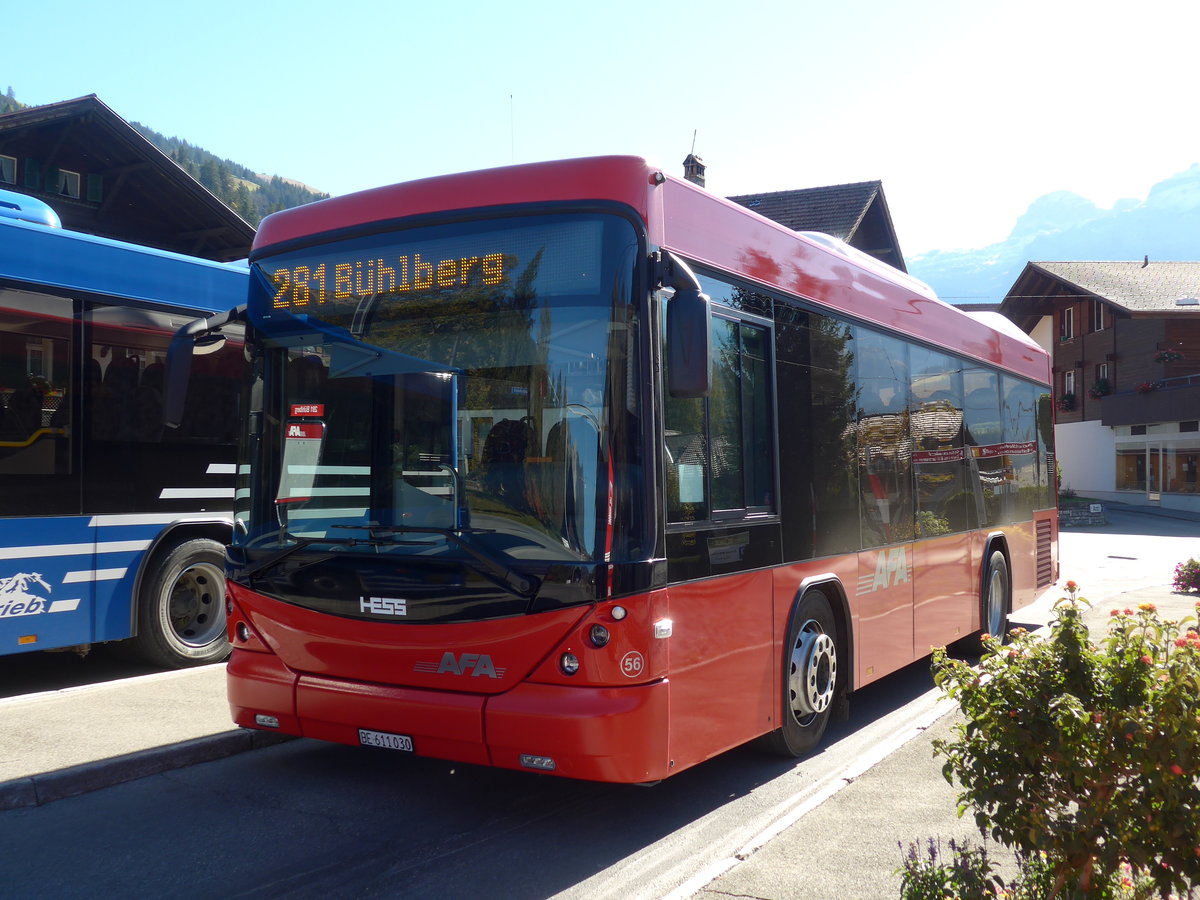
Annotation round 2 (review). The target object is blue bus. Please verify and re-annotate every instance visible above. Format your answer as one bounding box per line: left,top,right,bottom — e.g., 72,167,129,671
0,188,246,666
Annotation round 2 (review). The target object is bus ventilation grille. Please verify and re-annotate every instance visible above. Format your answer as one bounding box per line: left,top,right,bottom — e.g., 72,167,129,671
1035,519,1054,588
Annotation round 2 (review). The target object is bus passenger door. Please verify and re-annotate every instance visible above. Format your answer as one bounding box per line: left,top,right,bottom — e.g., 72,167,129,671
0,291,91,654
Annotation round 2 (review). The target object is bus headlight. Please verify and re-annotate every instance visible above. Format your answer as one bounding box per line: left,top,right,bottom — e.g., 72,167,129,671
589,624,610,648
559,652,580,675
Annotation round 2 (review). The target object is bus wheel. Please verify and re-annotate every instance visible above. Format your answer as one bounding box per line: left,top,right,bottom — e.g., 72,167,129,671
982,549,1010,642
761,592,839,758
130,538,230,668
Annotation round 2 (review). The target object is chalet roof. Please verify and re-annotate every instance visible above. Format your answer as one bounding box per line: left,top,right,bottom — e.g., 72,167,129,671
0,95,253,261
727,180,906,272
1000,260,1200,329
1029,261,1200,312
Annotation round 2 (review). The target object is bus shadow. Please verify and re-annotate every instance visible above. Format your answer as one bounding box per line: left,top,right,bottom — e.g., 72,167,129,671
0,645,167,700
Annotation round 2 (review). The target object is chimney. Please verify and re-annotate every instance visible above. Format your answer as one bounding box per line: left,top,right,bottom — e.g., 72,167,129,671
683,153,706,188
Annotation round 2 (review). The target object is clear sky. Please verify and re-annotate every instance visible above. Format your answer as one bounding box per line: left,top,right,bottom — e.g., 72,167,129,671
7,0,1199,255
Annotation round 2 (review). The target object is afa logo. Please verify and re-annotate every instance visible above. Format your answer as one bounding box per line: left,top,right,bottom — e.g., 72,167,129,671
0,572,81,619
413,651,507,679
856,547,912,595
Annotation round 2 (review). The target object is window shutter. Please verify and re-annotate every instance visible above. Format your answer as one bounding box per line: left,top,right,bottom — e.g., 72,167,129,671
22,158,40,189
87,173,103,203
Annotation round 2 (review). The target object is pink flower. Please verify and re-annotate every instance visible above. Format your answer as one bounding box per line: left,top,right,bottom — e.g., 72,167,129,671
1110,609,1120,617
1140,654,1153,664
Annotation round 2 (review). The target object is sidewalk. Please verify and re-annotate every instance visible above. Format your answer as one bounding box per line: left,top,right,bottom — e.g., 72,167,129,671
0,663,290,810
694,581,1200,899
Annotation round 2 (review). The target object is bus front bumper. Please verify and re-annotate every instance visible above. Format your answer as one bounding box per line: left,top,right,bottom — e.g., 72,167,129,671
227,648,672,783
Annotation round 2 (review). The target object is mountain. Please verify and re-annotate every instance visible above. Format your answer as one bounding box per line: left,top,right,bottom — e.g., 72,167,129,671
909,165,1200,305
0,88,325,227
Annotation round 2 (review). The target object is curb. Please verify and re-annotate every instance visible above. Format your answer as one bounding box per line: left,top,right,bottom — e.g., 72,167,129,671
0,729,295,811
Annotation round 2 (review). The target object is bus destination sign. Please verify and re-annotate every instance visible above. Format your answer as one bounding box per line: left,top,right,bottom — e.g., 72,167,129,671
268,250,507,310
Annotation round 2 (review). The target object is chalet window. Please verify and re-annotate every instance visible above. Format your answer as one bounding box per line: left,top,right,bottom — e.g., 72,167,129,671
53,169,81,199
1063,370,1076,397
0,155,14,184
1092,300,1106,332
1182,421,1199,433
1096,363,1109,383
1059,307,1074,341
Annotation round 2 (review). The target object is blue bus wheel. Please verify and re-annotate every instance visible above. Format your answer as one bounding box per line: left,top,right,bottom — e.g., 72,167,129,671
129,537,230,668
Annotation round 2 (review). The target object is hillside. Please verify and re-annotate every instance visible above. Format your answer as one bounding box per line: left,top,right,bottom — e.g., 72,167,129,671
127,121,327,226
0,88,326,227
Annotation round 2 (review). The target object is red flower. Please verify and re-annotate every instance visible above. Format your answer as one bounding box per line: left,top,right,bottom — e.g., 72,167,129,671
1171,764,1185,775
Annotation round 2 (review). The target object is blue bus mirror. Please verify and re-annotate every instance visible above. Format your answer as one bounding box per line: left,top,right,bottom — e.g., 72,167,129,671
164,305,245,428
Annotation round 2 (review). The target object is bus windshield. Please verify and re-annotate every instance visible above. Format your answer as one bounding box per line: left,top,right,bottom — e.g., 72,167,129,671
240,212,640,569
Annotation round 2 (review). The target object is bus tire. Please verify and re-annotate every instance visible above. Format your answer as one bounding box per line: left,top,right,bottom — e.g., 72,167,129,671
761,591,840,758
129,537,230,668
963,548,1011,654
981,548,1010,642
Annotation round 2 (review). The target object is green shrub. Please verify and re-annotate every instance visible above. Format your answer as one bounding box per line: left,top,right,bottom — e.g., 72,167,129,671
931,583,1200,898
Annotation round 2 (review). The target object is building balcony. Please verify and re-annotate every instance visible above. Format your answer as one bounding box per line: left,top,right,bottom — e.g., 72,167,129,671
1100,374,1200,427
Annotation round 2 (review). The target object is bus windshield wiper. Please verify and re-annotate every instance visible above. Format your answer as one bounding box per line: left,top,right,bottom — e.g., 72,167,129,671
243,533,384,581
332,524,537,597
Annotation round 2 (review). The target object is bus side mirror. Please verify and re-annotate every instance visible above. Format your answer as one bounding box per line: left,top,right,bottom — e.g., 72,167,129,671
664,254,711,398
164,305,245,428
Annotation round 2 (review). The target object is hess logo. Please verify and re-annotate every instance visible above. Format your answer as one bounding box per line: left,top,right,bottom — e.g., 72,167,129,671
415,652,507,679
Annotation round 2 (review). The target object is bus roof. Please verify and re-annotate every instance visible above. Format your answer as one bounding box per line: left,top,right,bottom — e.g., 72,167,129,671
0,210,248,315
0,187,61,227
253,156,1049,384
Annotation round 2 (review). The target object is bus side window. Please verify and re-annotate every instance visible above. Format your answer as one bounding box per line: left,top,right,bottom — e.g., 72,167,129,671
0,291,78,516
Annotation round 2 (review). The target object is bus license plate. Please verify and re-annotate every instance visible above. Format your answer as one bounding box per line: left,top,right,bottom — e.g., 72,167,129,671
358,728,413,752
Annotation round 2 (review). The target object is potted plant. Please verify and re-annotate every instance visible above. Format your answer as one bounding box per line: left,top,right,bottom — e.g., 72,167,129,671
1155,349,1183,363
1087,378,1110,399
1056,392,1075,411
1136,381,1157,394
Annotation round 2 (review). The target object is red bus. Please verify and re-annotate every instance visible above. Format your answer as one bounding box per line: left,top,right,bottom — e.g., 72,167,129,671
197,156,1057,782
